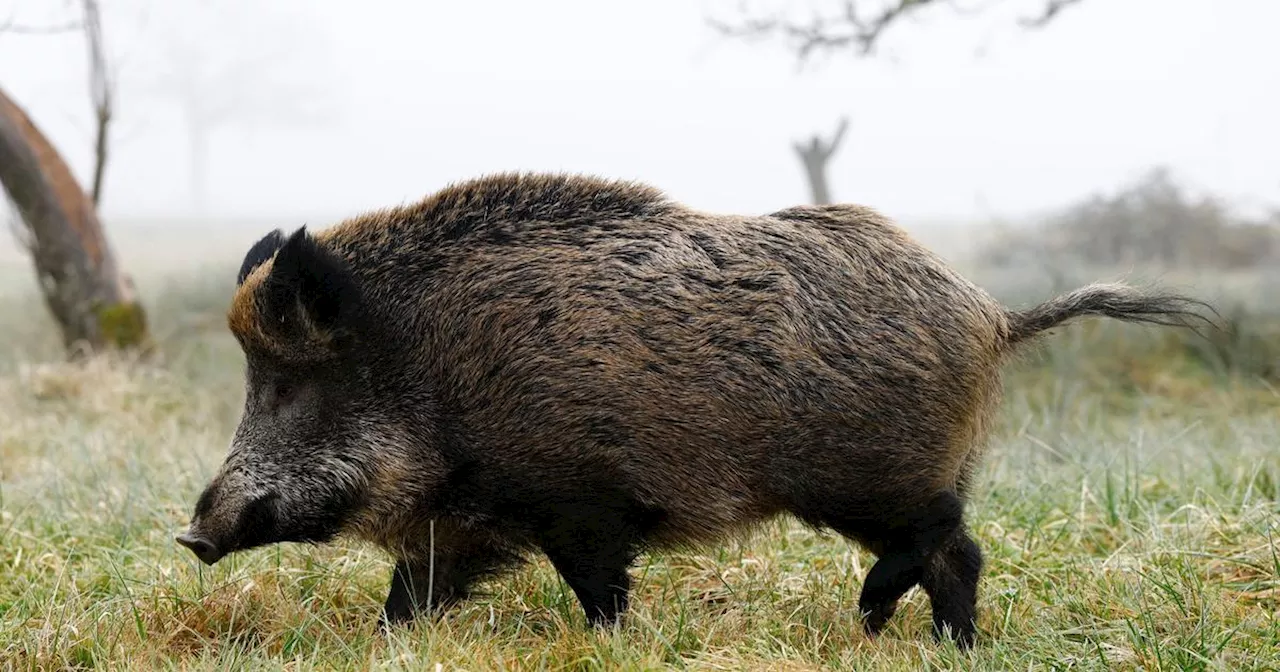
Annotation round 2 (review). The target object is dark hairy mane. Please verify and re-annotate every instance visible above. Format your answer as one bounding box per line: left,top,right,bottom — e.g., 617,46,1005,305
325,172,677,245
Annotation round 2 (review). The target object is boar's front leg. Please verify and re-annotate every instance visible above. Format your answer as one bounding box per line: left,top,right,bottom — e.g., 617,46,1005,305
380,545,520,626
382,559,449,625
543,547,634,627
537,507,642,627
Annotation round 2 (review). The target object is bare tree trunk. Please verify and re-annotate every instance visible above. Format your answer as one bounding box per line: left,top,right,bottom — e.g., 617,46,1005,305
0,86,149,356
794,117,849,205
799,153,833,205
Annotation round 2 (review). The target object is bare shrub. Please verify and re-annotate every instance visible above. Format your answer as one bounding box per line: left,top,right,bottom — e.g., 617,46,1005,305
979,167,1279,271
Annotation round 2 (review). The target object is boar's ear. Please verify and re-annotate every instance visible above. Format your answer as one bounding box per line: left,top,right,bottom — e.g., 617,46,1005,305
238,229,286,286
261,226,363,345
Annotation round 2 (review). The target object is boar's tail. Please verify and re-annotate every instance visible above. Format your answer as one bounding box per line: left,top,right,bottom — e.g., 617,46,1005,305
1003,282,1219,348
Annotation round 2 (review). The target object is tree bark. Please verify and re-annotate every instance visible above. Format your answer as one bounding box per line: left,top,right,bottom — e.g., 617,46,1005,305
0,86,149,356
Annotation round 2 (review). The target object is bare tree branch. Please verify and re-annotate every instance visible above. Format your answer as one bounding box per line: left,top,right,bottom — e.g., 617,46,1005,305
708,0,1085,62
827,116,850,156
81,0,111,207
0,15,83,34
1017,0,1085,27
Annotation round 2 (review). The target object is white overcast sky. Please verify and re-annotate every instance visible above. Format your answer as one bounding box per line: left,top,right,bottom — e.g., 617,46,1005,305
1,0,1277,226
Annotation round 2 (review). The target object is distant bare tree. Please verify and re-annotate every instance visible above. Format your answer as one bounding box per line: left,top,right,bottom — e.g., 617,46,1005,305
142,1,331,215
0,1,150,356
979,167,1280,270
708,0,1085,62
794,117,849,205
711,1,1087,209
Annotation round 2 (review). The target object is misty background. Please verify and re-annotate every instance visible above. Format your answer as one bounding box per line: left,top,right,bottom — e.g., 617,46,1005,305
3,4,1280,666
2,0,1276,243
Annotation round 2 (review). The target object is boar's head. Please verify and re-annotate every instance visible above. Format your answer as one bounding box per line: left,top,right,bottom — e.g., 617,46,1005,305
177,227,418,565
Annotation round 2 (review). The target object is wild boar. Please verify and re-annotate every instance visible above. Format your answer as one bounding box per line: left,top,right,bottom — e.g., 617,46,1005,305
176,172,1209,647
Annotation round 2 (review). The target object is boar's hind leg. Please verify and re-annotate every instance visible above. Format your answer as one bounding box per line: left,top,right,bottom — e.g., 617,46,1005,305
381,546,517,626
828,491,965,640
920,529,982,648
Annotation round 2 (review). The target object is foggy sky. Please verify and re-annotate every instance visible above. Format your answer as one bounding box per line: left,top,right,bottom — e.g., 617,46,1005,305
1,0,1277,226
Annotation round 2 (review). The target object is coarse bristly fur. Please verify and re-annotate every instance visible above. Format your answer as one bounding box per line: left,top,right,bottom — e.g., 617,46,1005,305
177,171,1216,649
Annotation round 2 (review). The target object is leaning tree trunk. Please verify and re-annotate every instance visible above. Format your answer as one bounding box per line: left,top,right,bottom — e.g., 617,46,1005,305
0,86,149,357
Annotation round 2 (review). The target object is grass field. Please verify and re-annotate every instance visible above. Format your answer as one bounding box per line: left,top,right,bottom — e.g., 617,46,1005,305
1,230,1278,670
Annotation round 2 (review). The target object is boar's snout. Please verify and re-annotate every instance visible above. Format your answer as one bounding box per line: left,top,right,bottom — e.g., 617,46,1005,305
178,473,281,565
175,532,224,566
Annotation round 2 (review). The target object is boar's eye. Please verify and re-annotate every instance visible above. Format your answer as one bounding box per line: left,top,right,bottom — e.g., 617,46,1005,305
273,381,297,404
